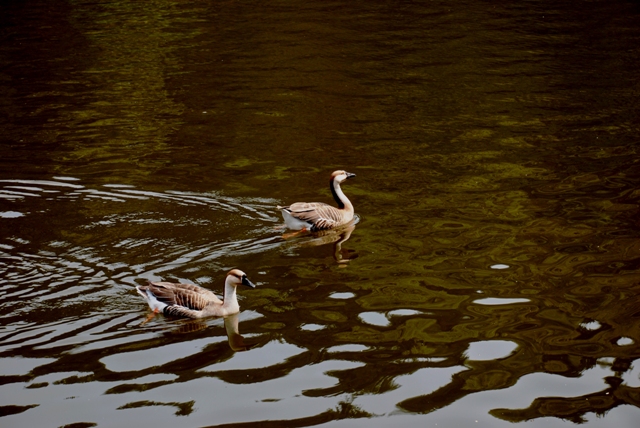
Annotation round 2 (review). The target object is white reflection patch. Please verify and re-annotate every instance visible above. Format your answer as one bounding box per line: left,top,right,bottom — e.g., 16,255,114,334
617,337,634,346
490,264,510,269
329,292,355,299
0,211,25,218
474,298,530,305
465,340,518,361
359,311,390,327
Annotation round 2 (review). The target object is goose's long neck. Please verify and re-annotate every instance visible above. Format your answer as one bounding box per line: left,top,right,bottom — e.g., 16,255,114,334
330,179,353,213
222,278,238,309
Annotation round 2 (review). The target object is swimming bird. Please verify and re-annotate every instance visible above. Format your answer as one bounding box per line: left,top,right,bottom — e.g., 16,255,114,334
277,170,356,232
136,269,255,319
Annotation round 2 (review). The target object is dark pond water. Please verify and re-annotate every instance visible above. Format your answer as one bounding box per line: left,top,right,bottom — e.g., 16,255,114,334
2,0,640,426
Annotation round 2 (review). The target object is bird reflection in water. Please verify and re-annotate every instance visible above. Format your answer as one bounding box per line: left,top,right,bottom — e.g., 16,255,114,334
141,313,256,352
223,313,255,352
281,218,359,265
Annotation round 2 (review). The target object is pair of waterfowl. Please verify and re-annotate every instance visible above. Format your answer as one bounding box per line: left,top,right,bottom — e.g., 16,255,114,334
137,170,357,319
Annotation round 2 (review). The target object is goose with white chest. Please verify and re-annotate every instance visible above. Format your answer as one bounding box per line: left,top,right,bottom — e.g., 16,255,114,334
277,170,356,232
136,269,255,319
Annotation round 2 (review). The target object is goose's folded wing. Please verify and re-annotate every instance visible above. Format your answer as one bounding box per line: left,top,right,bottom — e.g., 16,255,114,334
147,282,221,309
286,202,342,230
163,305,202,318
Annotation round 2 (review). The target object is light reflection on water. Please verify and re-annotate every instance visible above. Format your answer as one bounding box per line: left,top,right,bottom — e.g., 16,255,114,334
2,0,640,426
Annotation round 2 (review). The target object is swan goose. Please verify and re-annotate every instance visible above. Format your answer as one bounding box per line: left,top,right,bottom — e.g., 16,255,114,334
277,170,356,232
136,269,255,319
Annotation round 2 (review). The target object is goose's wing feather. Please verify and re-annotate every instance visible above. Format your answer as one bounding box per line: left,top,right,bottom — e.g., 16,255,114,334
286,202,342,231
163,305,203,318
146,281,221,310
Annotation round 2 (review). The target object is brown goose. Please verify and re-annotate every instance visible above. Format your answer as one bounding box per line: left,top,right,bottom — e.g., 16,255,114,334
277,170,356,232
136,269,255,319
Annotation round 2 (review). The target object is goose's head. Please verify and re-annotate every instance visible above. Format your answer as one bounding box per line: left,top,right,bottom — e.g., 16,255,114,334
226,269,256,288
331,170,356,184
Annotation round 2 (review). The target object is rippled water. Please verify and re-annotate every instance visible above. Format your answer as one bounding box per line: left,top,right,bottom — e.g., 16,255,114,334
2,0,640,426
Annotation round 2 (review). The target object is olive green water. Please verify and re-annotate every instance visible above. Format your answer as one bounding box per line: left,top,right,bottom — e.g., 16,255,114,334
2,0,640,426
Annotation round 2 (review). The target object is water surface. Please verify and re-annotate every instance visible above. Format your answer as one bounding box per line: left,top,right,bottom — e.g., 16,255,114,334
2,0,640,426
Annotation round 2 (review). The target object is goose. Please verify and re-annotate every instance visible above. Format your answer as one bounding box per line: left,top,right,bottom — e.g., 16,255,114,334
136,269,255,319
277,170,356,232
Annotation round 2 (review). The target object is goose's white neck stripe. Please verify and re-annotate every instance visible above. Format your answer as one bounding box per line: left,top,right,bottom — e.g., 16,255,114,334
223,276,240,311
331,179,353,213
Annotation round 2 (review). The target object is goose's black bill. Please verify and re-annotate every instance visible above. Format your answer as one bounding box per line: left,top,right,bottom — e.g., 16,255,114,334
242,276,256,288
